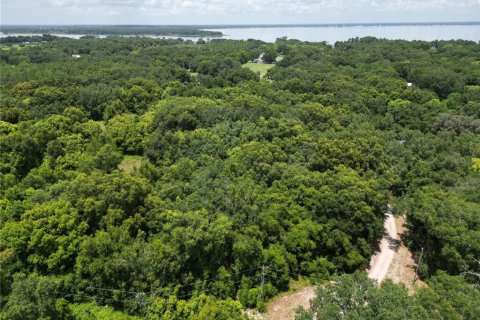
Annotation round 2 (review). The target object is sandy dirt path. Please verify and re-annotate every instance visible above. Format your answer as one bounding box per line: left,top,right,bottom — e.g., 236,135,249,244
368,212,397,282
261,212,423,320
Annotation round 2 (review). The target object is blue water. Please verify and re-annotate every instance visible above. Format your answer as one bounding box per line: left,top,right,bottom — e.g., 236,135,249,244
1,24,478,43
205,24,480,43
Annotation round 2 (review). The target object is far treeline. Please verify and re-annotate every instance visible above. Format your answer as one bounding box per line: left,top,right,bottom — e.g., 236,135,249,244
0,35,479,320
0,25,223,37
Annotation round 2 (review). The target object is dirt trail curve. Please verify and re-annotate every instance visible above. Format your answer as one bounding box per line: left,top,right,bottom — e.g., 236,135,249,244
368,211,398,282
262,286,315,320
261,210,421,320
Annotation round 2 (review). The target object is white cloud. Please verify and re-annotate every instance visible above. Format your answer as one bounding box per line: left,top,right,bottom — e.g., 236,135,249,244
1,0,479,24
13,0,480,13
107,9,121,15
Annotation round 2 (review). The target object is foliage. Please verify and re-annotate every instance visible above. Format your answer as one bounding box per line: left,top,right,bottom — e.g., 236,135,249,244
1,26,222,37
1,273,73,320
296,272,480,320
400,186,480,276
1,36,479,318
71,303,142,320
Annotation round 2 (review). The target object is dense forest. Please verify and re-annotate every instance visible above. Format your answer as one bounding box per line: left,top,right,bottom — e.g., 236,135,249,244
0,35,479,319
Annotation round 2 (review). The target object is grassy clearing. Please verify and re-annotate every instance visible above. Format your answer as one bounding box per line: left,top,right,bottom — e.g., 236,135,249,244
242,62,275,79
118,155,143,173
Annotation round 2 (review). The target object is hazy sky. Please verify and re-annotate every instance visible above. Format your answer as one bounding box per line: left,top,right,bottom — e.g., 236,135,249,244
1,0,479,25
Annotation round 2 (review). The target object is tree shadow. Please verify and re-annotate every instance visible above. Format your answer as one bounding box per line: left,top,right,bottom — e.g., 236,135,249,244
370,238,381,254
370,217,403,254
385,233,401,252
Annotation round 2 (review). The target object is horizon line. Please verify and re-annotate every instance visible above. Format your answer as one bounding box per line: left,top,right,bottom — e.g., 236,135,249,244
1,21,479,27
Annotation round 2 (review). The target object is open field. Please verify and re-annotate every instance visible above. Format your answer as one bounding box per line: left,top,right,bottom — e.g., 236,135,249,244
242,62,275,78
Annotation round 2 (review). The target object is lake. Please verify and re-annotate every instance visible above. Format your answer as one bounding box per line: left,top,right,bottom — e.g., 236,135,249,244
1,24,479,43
205,24,480,43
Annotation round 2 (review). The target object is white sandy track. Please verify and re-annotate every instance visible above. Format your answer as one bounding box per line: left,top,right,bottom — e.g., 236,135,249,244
261,211,399,320
368,212,397,282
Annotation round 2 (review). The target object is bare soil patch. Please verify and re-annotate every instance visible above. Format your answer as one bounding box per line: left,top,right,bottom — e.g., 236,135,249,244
386,215,427,293
263,286,315,320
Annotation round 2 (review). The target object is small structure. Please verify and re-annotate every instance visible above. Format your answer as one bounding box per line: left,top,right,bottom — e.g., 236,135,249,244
72,54,81,59
253,53,264,64
407,82,413,87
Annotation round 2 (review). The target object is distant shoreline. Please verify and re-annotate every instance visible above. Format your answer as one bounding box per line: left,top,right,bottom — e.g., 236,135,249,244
1,21,479,29
202,21,480,28
0,25,223,37
1,23,478,43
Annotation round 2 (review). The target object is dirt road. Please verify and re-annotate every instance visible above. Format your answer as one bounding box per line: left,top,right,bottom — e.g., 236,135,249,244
368,212,398,282
385,215,427,292
261,211,422,319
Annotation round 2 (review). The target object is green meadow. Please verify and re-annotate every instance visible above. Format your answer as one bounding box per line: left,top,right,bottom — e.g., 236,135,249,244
242,62,275,78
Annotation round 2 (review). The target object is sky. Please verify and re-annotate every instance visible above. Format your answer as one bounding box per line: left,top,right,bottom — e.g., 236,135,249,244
1,0,479,25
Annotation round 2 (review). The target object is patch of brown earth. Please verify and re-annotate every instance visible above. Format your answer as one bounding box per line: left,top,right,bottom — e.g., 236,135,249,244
263,286,315,320
386,215,427,293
